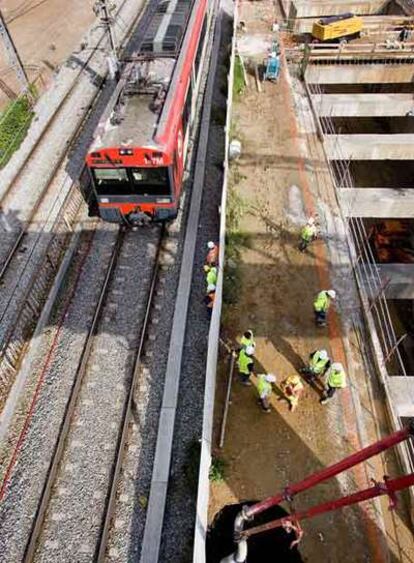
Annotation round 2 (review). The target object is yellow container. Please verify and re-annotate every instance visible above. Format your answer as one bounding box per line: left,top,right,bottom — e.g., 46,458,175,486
312,14,363,42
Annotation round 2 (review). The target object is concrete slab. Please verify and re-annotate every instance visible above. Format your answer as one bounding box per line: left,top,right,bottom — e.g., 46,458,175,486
313,93,414,116
386,376,414,415
306,64,414,84
291,0,388,18
339,188,414,217
378,264,414,299
325,134,414,159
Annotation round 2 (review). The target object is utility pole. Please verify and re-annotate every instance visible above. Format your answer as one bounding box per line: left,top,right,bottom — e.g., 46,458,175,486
93,0,119,79
0,9,31,95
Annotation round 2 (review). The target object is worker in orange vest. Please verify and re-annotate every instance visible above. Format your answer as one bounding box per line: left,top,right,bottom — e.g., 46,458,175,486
206,241,219,266
205,284,216,314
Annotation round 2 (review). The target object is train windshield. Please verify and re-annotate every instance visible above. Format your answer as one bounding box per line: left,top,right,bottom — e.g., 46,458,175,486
93,167,170,197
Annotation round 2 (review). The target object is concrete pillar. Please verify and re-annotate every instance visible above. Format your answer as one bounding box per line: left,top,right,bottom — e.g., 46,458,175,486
325,134,414,159
339,188,414,217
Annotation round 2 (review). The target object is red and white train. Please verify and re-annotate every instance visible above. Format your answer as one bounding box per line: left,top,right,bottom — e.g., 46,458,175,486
86,0,213,225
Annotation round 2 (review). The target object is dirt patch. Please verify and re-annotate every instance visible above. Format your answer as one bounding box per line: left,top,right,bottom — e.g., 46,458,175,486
209,2,414,562
0,0,96,107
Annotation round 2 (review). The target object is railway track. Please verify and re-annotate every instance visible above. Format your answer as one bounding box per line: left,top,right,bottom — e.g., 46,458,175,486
21,225,163,561
0,0,161,411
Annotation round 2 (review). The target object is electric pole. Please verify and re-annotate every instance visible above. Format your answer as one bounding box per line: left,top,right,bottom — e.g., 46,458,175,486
93,1,119,79
0,9,31,95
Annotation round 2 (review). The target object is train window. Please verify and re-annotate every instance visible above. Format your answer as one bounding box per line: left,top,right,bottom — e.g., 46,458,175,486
130,167,170,196
93,168,131,195
194,17,207,77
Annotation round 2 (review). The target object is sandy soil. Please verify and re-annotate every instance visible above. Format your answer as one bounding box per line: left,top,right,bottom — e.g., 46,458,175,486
209,1,414,562
0,0,96,106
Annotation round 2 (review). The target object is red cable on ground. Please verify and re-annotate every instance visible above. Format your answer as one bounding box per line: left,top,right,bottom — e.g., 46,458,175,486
0,231,95,502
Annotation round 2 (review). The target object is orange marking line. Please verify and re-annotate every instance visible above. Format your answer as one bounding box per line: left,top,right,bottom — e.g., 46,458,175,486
278,36,385,562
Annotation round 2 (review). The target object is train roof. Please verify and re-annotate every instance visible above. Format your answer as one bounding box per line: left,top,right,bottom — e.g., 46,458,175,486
90,0,198,152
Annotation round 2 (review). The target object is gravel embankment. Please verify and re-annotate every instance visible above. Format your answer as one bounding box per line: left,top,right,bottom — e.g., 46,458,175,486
0,222,119,562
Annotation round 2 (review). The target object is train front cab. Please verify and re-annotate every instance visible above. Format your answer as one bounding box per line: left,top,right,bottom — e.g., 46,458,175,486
88,147,182,225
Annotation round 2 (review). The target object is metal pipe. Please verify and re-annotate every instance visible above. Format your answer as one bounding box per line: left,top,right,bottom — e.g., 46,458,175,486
245,422,414,518
219,352,235,448
242,473,414,539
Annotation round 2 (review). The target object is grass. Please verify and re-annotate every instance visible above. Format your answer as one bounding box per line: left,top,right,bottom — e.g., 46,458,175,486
209,456,226,483
233,55,245,98
0,90,35,168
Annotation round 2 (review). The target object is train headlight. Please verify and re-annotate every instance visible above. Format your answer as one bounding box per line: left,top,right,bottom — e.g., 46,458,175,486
100,198,109,203
156,198,170,203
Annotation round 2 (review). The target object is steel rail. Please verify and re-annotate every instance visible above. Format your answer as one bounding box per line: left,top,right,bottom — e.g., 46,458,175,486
96,224,165,562
0,0,148,284
23,228,125,563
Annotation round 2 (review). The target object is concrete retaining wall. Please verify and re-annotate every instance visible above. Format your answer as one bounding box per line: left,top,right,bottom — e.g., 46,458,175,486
192,2,236,562
292,0,389,18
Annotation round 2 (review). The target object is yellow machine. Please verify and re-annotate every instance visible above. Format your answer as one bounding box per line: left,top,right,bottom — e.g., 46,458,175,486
312,13,363,42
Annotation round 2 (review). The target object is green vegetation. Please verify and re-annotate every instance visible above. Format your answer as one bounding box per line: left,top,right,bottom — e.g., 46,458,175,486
233,55,245,98
0,91,35,168
209,456,226,483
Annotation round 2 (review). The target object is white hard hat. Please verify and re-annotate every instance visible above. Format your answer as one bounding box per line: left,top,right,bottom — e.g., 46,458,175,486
308,217,315,225
265,373,276,383
207,284,216,293
207,241,215,249
271,51,277,58
327,289,336,299
245,345,255,356
331,362,343,371
319,349,328,360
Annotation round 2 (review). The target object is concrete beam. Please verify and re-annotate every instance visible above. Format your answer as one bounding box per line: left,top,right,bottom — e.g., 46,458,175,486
387,376,414,413
293,0,388,18
339,188,414,217
306,64,414,84
378,264,414,299
325,134,414,159
313,93,414,116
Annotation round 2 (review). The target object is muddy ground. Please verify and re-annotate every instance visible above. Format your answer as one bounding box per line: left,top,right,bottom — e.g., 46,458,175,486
208,1,414,562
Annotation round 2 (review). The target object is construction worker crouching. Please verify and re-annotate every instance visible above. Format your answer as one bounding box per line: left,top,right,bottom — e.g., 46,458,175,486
313,289,336,327
299,217,318,252
281,374,304,412
256,373,276,413
239,329,256,352
206,241,219,266
237,345,255,386
320,362,347,404
301,349,330,380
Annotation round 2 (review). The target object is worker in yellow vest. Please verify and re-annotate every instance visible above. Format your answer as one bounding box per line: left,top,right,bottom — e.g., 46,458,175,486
299,217,318,252
313,289,336,326
204,262,218,289
320,362,347,404
256,373,276,413
281,374,304,412
239,329,255,352
237,345,255,386
301,349,330,380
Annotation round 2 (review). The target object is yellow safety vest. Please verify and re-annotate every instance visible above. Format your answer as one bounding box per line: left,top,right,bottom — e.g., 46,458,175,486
237,349,253,374
301,224,314,242
310,351,329,374
240,335,255,349
328,368,347,388
206,267,217,287
257,375,271,398
314,291,330,313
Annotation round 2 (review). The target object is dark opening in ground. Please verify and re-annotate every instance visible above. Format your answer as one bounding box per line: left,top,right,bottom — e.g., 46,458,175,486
386,300,414,374
332,160,414,188
207,501,303,563
309,83,414,94
321,116,414,135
